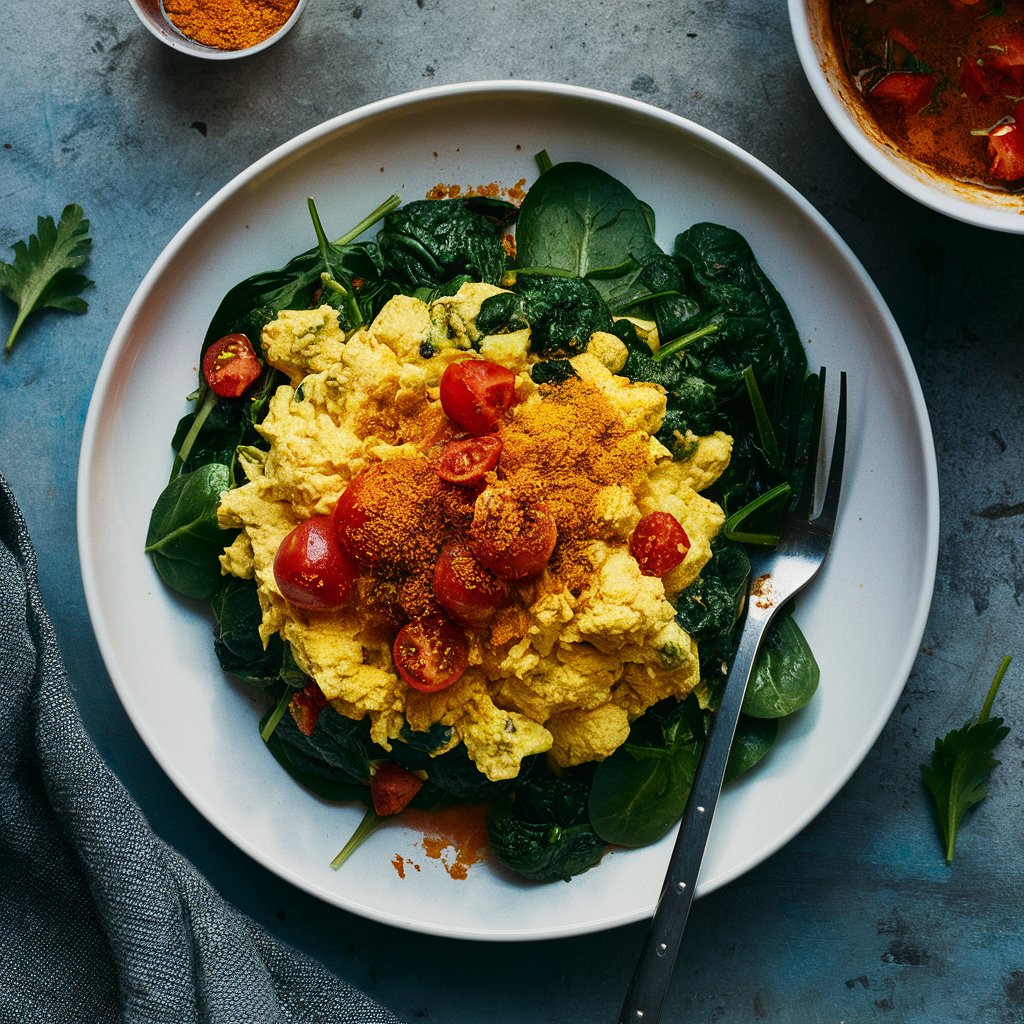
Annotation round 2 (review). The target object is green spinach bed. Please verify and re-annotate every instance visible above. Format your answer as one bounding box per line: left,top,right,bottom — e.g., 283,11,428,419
145,154,821,883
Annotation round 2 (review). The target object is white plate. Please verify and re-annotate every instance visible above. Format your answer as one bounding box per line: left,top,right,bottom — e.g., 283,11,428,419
78,82,938,941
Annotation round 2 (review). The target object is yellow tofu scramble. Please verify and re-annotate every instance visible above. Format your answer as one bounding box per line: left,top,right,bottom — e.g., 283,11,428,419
217,282,733,782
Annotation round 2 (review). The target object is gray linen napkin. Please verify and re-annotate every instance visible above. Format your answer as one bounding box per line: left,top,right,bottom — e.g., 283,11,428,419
0,473,404,1024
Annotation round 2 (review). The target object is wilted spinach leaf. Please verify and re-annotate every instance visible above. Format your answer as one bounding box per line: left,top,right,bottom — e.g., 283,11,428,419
212,577,282,687
530,359,580,385
477,273,612,355
488,783,606,883
144,462,232,600
377,197,515,290
612,318,718,446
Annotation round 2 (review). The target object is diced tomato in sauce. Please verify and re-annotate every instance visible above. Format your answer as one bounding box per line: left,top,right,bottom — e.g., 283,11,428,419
869,72,934,114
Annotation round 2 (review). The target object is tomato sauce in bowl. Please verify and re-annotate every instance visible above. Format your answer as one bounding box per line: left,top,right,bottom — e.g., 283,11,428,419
830,0,1024,191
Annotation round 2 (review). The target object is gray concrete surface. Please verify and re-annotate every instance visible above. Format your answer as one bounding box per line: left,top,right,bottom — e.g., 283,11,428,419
2,1,1022,1021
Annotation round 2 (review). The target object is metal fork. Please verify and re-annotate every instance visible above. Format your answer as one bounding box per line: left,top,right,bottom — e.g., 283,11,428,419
617,370,847,1024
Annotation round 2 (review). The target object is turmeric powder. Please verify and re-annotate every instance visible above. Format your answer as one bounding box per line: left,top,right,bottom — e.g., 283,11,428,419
163,0,300,51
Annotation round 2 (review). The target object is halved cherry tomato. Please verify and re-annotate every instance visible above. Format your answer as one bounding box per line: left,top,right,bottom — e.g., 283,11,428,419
432,541,511,626
870,72,934,114
370,761,424,815
469,487,557,580
439,360,516,435
273,515,358,610
289,680,328,736
393,615,469,693
436,435,503,486
629,511,691,577
987,119,1024,181
202,333,261,398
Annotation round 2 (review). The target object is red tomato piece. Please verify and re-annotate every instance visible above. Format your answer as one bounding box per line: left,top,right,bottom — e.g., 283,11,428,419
870,72,934,114
436,435,503,486
959,63,991,105
439,360,516,435
629,511,691,578
370,761,424,816
393,616,469,693
332,470,381,566
987,121,1024,181
432,541,511,626
273,515,358,610
469,487,557,581
289,681,328,736
202,333,261,398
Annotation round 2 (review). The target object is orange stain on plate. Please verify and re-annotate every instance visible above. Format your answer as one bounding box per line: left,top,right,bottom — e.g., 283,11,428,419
392,803,491,880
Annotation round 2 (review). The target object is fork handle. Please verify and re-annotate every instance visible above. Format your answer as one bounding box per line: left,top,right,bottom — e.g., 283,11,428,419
617,601,775,1024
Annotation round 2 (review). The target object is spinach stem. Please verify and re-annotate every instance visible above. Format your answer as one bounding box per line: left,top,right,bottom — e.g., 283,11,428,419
723,481,791,545
979,655,1012,723
333,194,401,246
170,386,219,483
617,289,684,312
653,321,721,362
534,150,554,174
260,687,295,742
743,365,782,470
331,806,385,870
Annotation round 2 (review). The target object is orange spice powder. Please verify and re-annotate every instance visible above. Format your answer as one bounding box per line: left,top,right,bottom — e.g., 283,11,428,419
497,377,650,592
163,0,299,51
344,375,649,641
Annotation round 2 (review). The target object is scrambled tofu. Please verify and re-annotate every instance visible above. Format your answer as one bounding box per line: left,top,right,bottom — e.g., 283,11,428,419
217,284,731,781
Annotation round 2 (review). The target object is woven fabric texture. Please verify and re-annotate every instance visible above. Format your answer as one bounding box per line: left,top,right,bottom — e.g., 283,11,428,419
0,473,403,1024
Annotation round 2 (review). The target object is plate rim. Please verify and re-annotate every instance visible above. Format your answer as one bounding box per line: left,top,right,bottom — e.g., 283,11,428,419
77,80,940,941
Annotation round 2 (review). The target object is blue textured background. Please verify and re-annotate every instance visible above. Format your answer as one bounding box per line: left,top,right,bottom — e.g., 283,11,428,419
2,1,1022,1020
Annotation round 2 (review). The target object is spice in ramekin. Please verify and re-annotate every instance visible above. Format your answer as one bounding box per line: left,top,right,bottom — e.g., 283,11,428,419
162,0,300,51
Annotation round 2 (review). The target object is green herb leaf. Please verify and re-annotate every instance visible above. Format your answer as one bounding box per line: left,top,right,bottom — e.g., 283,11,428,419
0,204,93,352
920,656,1013,864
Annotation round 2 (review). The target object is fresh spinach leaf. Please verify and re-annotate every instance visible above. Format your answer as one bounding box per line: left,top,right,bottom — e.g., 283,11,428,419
742,610,819,718
588,698,704,848
144,462,232,600
666,223,806,400
515,161,662,311
723,714,779,782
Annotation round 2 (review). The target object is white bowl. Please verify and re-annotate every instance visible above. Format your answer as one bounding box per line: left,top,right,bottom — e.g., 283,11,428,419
789,0,1024,233
126,0,307,60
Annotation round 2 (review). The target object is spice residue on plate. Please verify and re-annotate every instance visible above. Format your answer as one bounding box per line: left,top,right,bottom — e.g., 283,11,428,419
163,0,300,51
394,804,492,880
426,179,528,204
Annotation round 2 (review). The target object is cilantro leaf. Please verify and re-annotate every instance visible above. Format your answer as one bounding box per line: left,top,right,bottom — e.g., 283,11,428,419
920,656,1012,863
0,204,93,353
